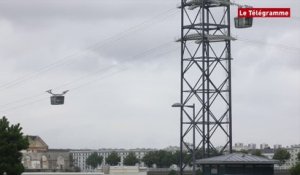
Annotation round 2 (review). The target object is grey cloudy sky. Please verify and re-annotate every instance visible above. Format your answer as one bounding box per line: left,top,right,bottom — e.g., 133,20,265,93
0,0,299,149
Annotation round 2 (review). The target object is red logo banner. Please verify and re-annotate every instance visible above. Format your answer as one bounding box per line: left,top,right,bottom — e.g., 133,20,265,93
238,8,291,18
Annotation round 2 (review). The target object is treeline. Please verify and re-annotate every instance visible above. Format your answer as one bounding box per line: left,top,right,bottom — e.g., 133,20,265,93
86,149,219,169
86,151,139,168
142,150,219,168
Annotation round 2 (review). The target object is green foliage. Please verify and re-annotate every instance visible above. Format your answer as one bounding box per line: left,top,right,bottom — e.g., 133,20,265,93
143,149,220,168
290,163,300,175
196,169,203,175
168,170,177,175
142,150,175,168
183,149,219,166
172,151,191,166
106,151,120,166
0,116,29,175
142,151,159,167
297,152,300,161
251,149,263,157
273,148,291,166
123,152,139,166
239,150,249,154
157,150,174,168
86,152,103,169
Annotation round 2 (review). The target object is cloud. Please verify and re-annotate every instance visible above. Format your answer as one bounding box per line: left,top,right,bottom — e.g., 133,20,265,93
0,0,299,149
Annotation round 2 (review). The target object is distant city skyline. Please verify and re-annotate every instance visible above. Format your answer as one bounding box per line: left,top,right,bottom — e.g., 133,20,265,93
0,0,299,149
22,135,300,172
27,134,299,150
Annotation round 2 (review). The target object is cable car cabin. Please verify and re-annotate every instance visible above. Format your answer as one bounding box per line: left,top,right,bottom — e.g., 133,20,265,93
234,17,253,28
50,95,65,105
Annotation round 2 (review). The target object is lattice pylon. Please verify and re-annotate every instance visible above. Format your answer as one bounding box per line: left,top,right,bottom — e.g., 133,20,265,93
177,0,234,175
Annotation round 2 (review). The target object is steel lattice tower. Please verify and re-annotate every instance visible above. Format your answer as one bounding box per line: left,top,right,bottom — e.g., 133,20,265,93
177,0,235,174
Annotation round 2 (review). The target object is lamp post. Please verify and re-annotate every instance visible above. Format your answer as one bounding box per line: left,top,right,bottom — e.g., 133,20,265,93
172,103,196,175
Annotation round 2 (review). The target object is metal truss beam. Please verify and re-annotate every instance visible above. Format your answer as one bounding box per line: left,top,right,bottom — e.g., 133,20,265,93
178,0,233,175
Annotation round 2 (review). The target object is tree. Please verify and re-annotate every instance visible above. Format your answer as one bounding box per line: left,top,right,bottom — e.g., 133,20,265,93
143,150,185,168
170,151,180,165
143,149,218,168
239,150,249,154
183,150,218,167
273,148,291,166
123,152,139,166
196,169,203,175
142,151,159,167
0,116,29,175
142,150,175,168
290,163,300,175
297,152,300,161
156,150,173,168
106,151,120,166
168,170,177,175
251,150,263,157
86,152,103,170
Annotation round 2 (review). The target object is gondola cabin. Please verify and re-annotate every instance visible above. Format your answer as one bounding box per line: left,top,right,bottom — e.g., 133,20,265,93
234,17,253,28
50,95,65,105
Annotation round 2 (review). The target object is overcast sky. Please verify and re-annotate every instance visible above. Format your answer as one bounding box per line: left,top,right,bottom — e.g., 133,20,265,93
0,0,299,149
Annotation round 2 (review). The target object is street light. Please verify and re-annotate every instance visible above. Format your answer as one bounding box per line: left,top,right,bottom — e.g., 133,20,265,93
172,103,194,108
172,102,196,175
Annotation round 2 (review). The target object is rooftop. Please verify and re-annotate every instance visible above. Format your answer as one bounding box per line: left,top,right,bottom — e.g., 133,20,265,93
196,153,279,165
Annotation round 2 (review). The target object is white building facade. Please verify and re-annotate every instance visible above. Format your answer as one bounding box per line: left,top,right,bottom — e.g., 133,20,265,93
232,143,256,151
282,145,300,169
71,148,155,172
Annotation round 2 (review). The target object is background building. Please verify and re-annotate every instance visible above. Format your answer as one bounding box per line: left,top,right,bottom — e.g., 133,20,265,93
281,145,300,169
22,149,72,171
27,136,48,153
71,148,155,172
22,136,73,171
233,143,244,151
247,143,256,150
273,144,282,150
232,143,256,151
23,136,300,171
260,143,270,150
261,148,275,160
